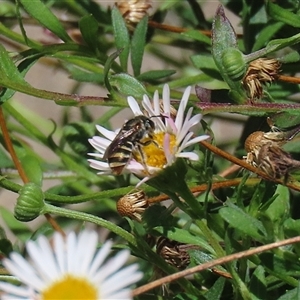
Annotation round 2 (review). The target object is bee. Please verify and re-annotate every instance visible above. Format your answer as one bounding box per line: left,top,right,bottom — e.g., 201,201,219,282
103,115,157,175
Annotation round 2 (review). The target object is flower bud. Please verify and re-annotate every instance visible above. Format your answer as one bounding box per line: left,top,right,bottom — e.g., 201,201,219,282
221,48,246,81
14,182,45,222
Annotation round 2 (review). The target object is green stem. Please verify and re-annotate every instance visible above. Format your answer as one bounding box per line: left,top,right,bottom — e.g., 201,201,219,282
0,22,41,48
175,179,226,257
199,102,300,116
43,203,137,246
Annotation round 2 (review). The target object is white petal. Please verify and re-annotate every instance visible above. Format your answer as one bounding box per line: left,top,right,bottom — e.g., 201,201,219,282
162,84,170,116
175,86,191,131
153,89,161,115
89,136,111,149
88,240,112,277
88,152,104,159
177,151,199,161
4,253,44,291
88,159,110,171
27,236,60,281
95,125,116,141
128,96,143,115
66,231,77,272
101,265,142,295
94,250,130,283
103,290,131,300
0,282,31,298
163,133,173,165
177,132,194,153
184,134,210,148
142,94,155,116
53,232,66,274
75,231,98,274
186,113,202,129
135,176,151,188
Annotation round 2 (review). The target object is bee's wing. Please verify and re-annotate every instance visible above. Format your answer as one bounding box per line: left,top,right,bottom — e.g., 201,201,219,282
103,128,136,159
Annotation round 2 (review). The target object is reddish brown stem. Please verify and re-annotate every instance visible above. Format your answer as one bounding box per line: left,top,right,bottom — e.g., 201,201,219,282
148,20,243,38
278,75,300,84
148,177,260,204
199,140,300,192
0,106,65,236
132,235,300,296
148,20,211,35
0,107,28,183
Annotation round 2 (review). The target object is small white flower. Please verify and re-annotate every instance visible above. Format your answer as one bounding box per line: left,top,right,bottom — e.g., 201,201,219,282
0,230,142,300
88,84,209,183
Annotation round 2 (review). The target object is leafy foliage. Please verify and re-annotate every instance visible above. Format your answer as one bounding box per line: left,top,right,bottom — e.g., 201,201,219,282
1,1,300,299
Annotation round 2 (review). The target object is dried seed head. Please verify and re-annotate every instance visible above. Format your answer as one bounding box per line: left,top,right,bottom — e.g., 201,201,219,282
242,58,281,100
116,189,148,221
116,0,152,31
244,131,265,153
243,75,263,99
244,128,300,179
156,237,191,270
256,143,294,178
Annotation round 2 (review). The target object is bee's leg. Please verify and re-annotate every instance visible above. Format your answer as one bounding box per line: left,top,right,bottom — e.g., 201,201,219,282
136,144,150,174
140,139,162,150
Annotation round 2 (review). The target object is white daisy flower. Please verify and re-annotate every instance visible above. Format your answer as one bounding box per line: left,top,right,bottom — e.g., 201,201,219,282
0,230,143,300
88,84,209,183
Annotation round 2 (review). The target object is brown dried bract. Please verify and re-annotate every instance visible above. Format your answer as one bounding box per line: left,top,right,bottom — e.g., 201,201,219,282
117,189,149,221
156,237,192,270
242,58,281,100
116,0,152,31
244,129,300,180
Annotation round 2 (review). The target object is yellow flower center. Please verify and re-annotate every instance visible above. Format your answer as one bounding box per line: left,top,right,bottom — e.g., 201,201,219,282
134,132,176,169
42,275,98,300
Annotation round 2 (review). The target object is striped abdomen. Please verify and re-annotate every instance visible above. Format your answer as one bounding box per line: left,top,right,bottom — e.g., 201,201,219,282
107,140,134,175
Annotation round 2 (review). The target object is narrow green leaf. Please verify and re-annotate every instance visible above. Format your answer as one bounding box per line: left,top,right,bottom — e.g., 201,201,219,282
131,16,148,76
0,147,12,168
137,69,176,81
249,266,267,300
0,207,32,242
252,22,284,51
204,277,226,300
0,55,40,102
0,44,30,86
20,155,43,187
111,6,130,71
211,5,247,103
283,219,300,258
267,1,300,28
266,32,300,55
109,73,148,98
262,185,290,223
79,14,99,51
18,0,72,42
220,205,266,241
66,64,104,83
277,287,300,300
191,54,222,79
182,29,211,45
260,252,300,276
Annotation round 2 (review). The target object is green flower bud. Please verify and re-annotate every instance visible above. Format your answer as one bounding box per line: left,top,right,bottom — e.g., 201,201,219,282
221,48,246,81
14,182,45,222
